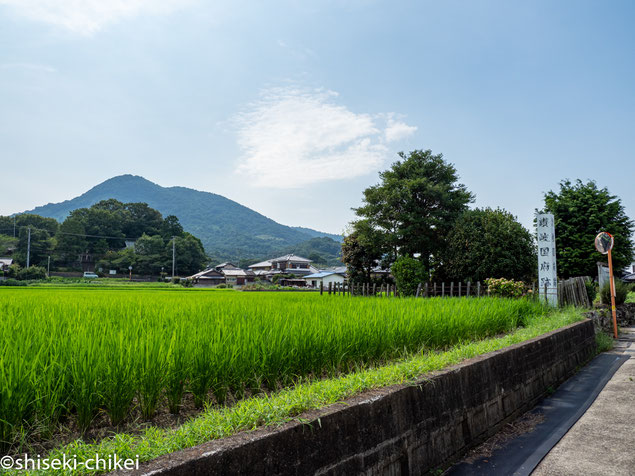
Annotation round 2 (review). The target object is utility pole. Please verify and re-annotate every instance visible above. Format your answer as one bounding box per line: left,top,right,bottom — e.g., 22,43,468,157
172,236,176,279
26,227,31,268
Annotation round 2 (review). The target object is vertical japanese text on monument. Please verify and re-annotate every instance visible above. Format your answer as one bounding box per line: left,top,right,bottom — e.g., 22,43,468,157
537,213,557,306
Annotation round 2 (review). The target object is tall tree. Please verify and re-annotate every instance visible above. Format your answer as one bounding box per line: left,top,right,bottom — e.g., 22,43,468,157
14,226,55,267
353,149,474,273
341,220,384,282
440,208,536,281
543,180,634,278
173,233,208,276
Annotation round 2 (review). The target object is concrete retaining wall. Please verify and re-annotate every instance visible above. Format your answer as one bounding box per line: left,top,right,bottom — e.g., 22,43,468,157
126,320,596,476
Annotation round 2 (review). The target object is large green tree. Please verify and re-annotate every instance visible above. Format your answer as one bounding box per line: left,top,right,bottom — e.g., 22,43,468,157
13,226,55,267
440,208,536,281
341,220,385,282
543,180,634,278
352,149,474,273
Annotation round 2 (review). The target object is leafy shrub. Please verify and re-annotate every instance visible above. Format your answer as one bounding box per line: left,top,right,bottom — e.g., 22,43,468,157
392,256,427,297
595,331,614,353
0,278,26,286
216,283,228,289
16,266,47,281
585,279,598,303
6,263,21,279
181,279,193,288
485,277,525,298
600,280,629,305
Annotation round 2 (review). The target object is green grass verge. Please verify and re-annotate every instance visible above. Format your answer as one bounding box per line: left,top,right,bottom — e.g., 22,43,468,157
24,308,584,475
595,331,614,353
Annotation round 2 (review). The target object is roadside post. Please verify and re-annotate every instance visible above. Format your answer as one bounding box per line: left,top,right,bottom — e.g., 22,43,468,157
536,213,558,306
595,232,618,338
129,265,133,281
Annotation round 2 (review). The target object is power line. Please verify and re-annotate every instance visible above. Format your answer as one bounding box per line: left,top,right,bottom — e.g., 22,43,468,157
0,227,147,241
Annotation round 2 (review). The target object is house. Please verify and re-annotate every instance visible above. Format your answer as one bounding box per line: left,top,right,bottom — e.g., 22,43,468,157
249,254,315,275
189,268,225,286
248,260,273,272
305,270,347,288
270,254,314,275
371,266,391,280
222,267,256,286
0,258,13,272
278,277,309,287
215,262,238,271
248,254,319,282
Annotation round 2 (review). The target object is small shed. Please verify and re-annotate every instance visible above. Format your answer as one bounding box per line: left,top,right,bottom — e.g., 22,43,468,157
0,258,13,272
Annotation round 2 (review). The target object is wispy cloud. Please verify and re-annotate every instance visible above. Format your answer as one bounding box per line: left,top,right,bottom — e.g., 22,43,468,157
0,0,194,35
385,115,418,142
233,86,417,188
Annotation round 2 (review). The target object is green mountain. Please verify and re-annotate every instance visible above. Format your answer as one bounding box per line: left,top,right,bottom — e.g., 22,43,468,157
290,226,343,243
24,175,342,261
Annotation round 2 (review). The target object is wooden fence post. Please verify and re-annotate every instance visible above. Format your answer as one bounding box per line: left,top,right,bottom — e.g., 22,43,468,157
477,281,481,297
320,282,323,295
416,283,422,298
467,281,471,297
424,282,429,297
458,281,462,297
450,282,454,297
442,282,445,297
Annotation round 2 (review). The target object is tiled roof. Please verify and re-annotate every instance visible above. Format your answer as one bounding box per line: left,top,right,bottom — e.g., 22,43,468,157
248,260,272,268
270,254,312,263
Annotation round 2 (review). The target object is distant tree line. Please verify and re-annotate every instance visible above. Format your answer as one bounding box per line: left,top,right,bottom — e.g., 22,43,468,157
343,149,633,293
0,200,208,277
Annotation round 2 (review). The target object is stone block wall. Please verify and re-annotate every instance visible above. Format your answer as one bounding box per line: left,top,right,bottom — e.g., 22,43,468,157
126,320,596,476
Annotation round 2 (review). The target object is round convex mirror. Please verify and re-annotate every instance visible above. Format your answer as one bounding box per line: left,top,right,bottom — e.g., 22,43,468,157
594,232,614,255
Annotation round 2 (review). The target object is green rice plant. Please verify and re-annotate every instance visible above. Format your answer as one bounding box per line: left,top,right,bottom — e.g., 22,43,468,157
164,329,190,414
0,342,37,448
189,336,215,408
41,308,583,473
136,327,169,420
68,318,104,432
102,330,138,426
0,287,549,446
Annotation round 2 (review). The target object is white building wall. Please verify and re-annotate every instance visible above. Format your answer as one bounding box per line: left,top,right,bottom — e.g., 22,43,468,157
312,274,345,288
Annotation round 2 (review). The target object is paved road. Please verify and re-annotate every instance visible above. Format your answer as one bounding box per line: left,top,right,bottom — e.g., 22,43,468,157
446,327,634,476
532,327,635,476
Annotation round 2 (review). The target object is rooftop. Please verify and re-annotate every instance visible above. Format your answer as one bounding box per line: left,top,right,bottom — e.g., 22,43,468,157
305,271,346,279
248,260,272,268
270,254,312,263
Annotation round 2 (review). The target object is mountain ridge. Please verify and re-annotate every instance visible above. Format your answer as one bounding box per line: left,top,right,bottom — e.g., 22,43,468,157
23,175,342,261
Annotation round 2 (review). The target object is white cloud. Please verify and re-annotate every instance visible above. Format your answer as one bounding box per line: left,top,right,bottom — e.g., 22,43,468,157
0,0,194,35
385,115,418,142
233,86,417,188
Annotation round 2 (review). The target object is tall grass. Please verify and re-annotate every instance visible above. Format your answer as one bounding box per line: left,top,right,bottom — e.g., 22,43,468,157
0,288,547,448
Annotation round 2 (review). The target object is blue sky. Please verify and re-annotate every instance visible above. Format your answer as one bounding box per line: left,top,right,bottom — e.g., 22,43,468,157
1,0,633,235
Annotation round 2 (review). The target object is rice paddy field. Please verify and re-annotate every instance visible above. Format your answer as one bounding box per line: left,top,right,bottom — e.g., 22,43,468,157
0,287,549,450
